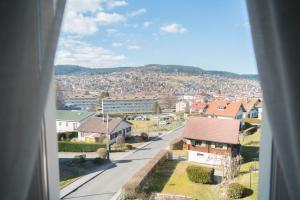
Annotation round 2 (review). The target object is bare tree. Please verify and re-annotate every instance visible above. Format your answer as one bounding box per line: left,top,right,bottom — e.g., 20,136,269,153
116,134,125,151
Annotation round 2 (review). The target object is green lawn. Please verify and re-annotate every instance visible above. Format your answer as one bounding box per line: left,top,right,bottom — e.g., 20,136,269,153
238,173,259,200
144,161,220,200
239,130,260,200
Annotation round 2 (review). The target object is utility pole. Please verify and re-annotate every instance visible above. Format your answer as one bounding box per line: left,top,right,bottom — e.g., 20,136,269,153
106,113,110,160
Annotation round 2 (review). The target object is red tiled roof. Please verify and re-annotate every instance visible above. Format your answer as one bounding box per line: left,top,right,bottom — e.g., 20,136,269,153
190,103,208,111
206,100,244,118
183,117,240,144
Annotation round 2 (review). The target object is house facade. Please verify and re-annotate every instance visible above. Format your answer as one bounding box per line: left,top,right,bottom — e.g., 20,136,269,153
64,94,98,111
56,110,95,133
102,96,157,114
241,99,259,118
176,101,190,113
183,117,240,165
77,116,132,143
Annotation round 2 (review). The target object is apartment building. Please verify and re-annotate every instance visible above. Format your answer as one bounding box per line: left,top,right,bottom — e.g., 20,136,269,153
102,96,157,114
64,94,98,111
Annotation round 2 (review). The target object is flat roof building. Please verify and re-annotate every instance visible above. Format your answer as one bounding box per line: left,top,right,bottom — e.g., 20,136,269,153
102,96,157,114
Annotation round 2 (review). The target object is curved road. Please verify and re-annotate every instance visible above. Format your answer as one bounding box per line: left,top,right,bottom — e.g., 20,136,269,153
63,127,183,200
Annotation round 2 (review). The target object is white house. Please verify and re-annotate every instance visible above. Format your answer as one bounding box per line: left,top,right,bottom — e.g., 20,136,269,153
241,99,259,118
56,110,95,133
176,101,190,113
77,117,132,143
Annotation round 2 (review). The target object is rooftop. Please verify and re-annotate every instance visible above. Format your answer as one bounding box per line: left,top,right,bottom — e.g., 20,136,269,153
77,117,132,133
206,100,245,118
183,117,240,144
56,110,95,122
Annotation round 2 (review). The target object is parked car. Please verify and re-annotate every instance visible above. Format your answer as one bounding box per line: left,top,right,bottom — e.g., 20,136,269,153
159,120,168,125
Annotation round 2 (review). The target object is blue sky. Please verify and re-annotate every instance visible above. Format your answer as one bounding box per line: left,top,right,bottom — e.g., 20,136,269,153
55,0,257,74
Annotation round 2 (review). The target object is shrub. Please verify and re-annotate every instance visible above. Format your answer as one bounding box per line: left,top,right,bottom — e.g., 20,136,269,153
96,148,107,159
58,141,106,152
170,138,183,150
116,135,125,150
186,165,214,184
126,144,134,150
141,132,149,141
227,183,245,199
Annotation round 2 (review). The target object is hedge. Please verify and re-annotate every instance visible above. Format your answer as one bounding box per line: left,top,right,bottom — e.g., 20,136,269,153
58,141,106,152
227,183,245,199
170,138,183,150
186,165,214,184
122,150,171,199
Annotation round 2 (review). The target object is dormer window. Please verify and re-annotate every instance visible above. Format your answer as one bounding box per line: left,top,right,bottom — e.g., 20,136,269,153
218,106,225,110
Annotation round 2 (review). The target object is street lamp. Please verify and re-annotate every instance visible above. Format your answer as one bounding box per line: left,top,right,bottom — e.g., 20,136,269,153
106,113,110,160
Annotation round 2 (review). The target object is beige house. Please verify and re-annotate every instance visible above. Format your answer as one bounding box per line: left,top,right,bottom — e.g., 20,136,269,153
77,117,132,143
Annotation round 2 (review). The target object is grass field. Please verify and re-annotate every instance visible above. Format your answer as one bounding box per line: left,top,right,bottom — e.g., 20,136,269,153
239,129,260,199
129,120,182,134
144,161,220,200
237,173,259,200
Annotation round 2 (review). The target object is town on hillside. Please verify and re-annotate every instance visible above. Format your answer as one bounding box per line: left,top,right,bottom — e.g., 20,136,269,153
58,68,262,200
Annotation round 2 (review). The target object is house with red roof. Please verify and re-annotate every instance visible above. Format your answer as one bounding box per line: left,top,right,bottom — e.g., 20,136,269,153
206,100,246,120
183,117,240,165
240,99,259,118
190,102,208,113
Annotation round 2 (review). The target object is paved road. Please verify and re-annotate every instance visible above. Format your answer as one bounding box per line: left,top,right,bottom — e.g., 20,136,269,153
62,127,183,200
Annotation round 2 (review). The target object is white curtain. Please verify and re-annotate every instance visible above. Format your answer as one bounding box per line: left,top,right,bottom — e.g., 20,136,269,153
0,0,65,199
247,0,300,199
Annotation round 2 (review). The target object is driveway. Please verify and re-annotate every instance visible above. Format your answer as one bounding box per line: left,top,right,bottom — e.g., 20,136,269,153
62,127,183,200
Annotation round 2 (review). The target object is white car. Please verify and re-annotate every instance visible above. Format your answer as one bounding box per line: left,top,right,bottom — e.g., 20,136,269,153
159,120,167,125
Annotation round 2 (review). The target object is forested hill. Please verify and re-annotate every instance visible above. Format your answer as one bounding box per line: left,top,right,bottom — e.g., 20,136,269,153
55,64,258,80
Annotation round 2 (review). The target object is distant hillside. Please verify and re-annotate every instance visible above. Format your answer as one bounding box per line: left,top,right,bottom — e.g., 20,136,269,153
55,64,258,79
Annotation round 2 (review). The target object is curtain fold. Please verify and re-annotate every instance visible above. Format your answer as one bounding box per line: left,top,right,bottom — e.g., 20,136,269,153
247,0,300,199
0,0,65,200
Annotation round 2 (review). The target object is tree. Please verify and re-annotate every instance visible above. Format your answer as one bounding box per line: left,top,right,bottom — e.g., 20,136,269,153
116,134,125,151
152,102,162,114
99,91,110,106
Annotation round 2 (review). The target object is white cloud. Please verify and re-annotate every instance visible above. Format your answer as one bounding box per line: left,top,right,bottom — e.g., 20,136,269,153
106,28,118,34
127,44,140,50
160,23,187,33
143,21,152,28
61,0,125,36
66,0,102,13
112,42,123,47
127,8,147,17
106,0,128,9
62,11,99,35
55,38,126,67
95,12,125,24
